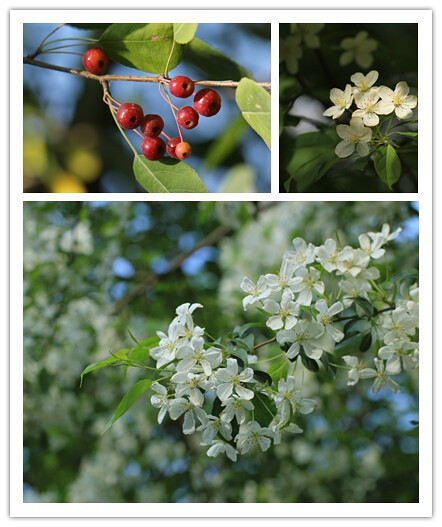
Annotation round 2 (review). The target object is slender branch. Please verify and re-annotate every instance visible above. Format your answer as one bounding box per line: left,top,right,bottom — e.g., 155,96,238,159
254,337,277,351
23,56,271,89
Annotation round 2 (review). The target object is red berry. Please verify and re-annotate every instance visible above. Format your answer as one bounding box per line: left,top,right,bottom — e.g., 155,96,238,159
169,76,195,98
141,137,166,161
140,114,164,137
177,106,199,130
116,103,144,129
167,137,181,159
193,88,222,117
175,141,192,160
82,47,109,75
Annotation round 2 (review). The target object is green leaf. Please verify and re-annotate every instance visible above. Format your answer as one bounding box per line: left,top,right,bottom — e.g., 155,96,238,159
128,337,160,362
253,369,272,386
253,392,276,426
204,115,248,170
283,130,337,191
374,145,402,189
173,23,198,44
234,334,255,353
99,23,183,73
268,361,288,384
80,349,129,387
235,78,271,148
354,297,374,318
232,322,266,338
227,346,249,367
300,351,319,372
359,332,372,352
184,38,250,81
396,131,418,139
102,379,153,434
221,164,256,193
133,155,207,193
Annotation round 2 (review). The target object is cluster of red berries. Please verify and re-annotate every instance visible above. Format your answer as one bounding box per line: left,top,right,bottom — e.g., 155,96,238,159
82,47,222,162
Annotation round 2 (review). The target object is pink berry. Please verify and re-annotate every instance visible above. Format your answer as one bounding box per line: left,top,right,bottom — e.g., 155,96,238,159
177,106,199,130
175,141,192,160
193,88,221,117
167,137,181,158
140,114,164,137
82,47,109,75
141,136,166,161
116,103,144,129
169,76,195,98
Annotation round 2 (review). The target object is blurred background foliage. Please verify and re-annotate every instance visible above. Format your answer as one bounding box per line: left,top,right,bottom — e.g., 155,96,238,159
23,23,271,193
280,23,418,193
24,201,418,503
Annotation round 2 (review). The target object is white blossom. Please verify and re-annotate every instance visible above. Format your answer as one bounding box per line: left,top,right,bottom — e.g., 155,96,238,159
215,358,254,401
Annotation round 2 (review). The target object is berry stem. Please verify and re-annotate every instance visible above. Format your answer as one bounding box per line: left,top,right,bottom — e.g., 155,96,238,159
23,56,271,90
161,131,171,141
133,129,145,140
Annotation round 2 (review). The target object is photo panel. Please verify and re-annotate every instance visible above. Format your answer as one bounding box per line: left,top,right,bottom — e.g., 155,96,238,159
23,22,271,194
279,23,418,193
21,200,420,506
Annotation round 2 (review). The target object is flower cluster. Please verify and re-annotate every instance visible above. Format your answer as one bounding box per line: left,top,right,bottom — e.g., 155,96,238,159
280,23,325,74
141,224,418,462
323,70,418,158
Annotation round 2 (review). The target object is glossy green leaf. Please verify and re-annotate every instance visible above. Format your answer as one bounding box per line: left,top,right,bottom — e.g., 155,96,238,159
133,155,207,193
235,78,271,148
184,38,250,81
253,369,273,386
173,23,198,44
268,361,288,384
253,392,276,426
99,23,183,73
227,346,249,367
232,322,267,338
396,131,418,139
374,145,402,189
102,379,153,434
354,297,374,318
80,349,129,387
359,332,372,352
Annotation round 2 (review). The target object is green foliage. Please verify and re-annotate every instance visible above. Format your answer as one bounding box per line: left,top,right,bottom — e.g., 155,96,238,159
23,201,419,503
374,145,402,189
184,38,250,81
235,78,271,148
99,23,183,73
173,23,198,44
133,155,208,193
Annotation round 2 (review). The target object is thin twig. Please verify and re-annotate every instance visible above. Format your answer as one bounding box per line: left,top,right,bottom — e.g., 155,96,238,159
23,56,271,89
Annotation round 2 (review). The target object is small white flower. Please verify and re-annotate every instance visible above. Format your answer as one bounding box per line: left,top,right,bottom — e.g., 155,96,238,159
176,336,222,376
241,275,271,311
206,440,238,462
170,371,206,407
340,31,378,68
292,23,325,49
335,118,372,158
342,355,376,386
215,358,254,401
359,357,400,394
351,70,379,94
339,276,372,307
174,302,203,327
352,90,383,127
382,308,417,345
315,299,345,343
336,246,370,277
291,266,325,306
277,319,325,360
378,339,419,373
235,421,273,454
323,84,353,119
284,238,316,269
315,239,340,273
280,34,303,74
169,397,208,434
274,376,316,419
221,396,254,424
198,416,232,444
150,319,187,368
269,414,303,445
263,289,300,330
376,82,418,119
150,383,169,424
265,259,302,293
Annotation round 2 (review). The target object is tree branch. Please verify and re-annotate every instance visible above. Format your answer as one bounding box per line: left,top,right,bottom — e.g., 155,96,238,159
23,56,271,90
